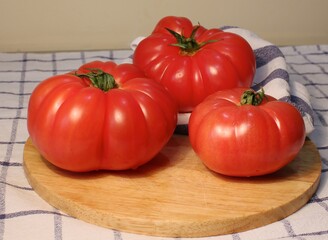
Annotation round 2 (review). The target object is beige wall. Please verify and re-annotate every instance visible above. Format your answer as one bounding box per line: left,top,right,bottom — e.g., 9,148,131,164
1,0,327,52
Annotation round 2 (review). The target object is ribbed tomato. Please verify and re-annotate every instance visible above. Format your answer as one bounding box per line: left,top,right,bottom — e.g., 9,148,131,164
189,88,306,177
27,61,178,172
133,16,255,112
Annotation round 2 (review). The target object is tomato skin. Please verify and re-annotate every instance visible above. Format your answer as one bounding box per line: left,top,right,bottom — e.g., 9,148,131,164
133,16,255,112
188,88,306,177
27,61,178,172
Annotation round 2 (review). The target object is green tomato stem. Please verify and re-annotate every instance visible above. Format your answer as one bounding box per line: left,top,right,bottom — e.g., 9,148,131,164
240,88,266,106
74,69,118,92
166,26,218,55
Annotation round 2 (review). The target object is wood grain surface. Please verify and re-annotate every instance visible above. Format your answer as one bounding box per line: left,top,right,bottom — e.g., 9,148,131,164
23,135,322,237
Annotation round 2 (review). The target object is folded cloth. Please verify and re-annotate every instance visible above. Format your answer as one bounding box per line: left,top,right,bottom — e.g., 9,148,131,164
130,26,315,135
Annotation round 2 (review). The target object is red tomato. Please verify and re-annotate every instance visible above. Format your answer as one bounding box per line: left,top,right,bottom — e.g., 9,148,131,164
188,88,306,177
133,16,255,112
27,61,178,172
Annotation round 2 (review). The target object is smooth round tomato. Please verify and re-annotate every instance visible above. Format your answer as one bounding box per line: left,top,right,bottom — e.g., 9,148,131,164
133,16,255,112
188,88,306,177
27,61,178,172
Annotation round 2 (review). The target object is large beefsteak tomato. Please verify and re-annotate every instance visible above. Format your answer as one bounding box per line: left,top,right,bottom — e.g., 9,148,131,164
133,16,256,112
27,61,178,172
188,88,306,177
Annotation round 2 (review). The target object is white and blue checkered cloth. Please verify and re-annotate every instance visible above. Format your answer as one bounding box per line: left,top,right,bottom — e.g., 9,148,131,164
0,29,327,239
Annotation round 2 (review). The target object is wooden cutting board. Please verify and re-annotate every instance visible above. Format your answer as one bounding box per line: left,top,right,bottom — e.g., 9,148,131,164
23,135,321,237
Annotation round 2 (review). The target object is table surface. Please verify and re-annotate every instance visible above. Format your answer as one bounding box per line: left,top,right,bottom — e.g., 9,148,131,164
0,45,327,240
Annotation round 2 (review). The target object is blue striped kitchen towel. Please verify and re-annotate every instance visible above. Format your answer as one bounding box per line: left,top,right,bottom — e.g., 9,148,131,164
130,26,315,135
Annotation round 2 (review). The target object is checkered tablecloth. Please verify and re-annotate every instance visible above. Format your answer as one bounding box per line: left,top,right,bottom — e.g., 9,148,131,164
0,45,327,240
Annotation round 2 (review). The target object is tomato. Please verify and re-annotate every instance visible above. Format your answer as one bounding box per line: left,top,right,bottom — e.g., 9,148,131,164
27,61,178,172
133,16,255,112
188,88,306,177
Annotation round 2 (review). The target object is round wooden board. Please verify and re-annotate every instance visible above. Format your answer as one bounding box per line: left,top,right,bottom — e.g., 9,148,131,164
23,135,321,238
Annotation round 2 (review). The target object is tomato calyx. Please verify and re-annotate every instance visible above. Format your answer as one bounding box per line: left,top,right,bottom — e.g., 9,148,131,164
75,69,118,92
166,26,217,55
240,88,266,106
